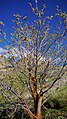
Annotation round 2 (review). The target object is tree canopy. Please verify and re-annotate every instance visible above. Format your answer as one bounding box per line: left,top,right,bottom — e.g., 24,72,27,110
0,1,67,119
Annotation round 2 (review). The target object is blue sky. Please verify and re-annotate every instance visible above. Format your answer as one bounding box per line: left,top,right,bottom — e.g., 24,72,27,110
0,0,67,55
0,0,67,34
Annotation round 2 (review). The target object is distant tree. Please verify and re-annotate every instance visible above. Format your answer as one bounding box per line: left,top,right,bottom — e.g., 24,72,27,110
0,1,67,118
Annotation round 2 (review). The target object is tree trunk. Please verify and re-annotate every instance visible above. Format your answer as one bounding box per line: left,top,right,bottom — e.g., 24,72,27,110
34,95,42,119
31,77,42,119
37,96,42,119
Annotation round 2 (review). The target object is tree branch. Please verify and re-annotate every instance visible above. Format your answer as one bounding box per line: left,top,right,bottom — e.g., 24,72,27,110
40,61,66,96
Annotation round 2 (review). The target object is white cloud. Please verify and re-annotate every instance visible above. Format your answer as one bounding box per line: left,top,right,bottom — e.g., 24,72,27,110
0,47,11,59
0,47,27,59
0,47,6,53
0,47,19,58
0,47,7,56
55,57,61,62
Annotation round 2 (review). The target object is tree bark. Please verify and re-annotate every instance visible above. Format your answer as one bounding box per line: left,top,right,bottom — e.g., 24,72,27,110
33,95,42,119
31,77,43,119
37,96,42,119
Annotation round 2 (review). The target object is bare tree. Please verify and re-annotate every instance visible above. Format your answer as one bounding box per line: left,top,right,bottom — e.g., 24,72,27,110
0,1,67,119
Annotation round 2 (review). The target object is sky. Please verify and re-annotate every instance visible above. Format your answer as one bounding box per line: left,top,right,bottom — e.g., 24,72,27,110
0,0,67,56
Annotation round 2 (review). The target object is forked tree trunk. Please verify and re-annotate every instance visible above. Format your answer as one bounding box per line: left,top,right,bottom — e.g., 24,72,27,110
31,77,43,119
19,96,38,119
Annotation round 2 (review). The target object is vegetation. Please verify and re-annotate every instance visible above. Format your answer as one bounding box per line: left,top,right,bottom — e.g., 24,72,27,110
0,0,67,118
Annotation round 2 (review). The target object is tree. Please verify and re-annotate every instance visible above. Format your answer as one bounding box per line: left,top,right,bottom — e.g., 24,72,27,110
0,1,67,119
